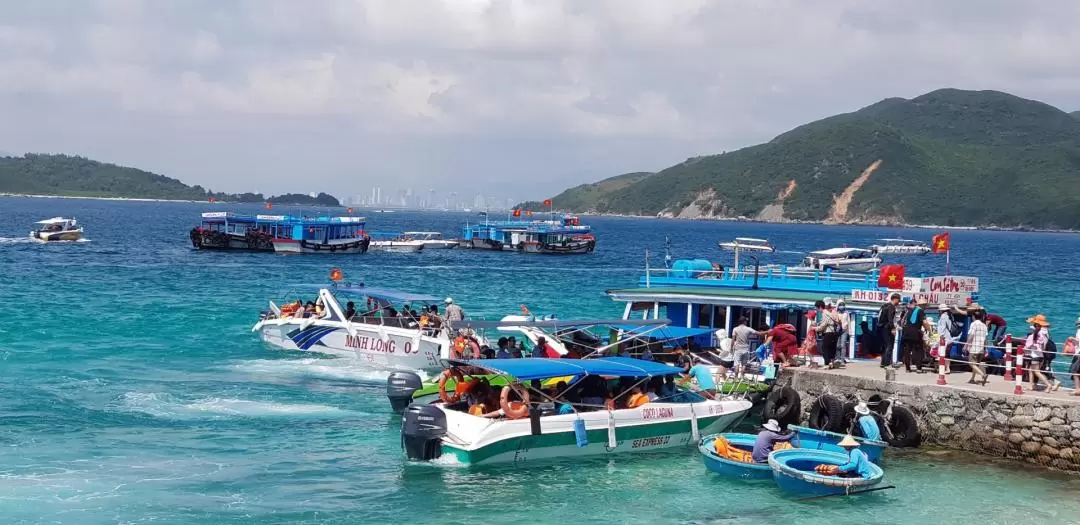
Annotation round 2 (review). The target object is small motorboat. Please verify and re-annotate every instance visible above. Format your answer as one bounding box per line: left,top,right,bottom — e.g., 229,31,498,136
699,433,774,480
768,449,884,497
30,217,83,242
402,231,458,250
801,247,881,272
790,425,888,464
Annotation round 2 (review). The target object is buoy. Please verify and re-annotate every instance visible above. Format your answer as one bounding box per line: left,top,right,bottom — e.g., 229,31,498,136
329,268,343,282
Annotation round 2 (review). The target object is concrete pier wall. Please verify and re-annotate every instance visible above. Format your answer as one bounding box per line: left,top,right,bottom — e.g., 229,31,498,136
777,367,1080,473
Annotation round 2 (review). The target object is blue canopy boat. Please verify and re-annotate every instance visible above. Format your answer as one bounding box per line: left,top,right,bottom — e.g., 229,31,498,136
698,433,773,480
461,214,595,254
768,449,884,497
790,425,888,464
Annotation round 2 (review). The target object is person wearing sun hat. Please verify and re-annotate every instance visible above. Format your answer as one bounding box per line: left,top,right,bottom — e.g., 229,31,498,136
853,402,881,441
836,434,874,479
751,419,795,463
1024,314,1060,392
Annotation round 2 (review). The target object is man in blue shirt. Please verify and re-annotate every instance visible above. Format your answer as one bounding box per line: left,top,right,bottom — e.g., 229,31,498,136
687,363,716,395
854,403,881,441
495,337,512,359
752,419,794,463
837,435,874,478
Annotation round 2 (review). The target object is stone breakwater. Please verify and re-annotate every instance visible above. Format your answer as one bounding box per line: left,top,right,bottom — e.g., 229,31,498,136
778,367,1080,473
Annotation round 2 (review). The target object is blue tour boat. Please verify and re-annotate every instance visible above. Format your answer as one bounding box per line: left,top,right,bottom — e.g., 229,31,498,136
190,212,370,254
699,433,774,480
460,214,595,254
768,449,884,497
790,425,888,464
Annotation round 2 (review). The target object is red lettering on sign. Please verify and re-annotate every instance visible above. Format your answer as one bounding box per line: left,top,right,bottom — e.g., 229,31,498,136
641,407,674,420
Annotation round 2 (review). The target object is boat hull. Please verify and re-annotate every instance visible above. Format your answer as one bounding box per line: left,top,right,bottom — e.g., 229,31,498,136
272,238,370,254
256,320,445,374
768,449,884,497
420,240,458,250
699,433,773,480
790,425,888,464
30,229,83,242
465,238,595,254
439,401,751,466
370,241,425,253
190,229,274,251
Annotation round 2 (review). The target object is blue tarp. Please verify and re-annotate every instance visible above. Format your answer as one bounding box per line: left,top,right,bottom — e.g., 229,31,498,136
449,357,680,380
614,325,715,340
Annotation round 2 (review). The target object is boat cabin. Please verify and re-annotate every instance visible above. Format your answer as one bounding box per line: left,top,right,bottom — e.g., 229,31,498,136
33,217,79,232
198,212,292,238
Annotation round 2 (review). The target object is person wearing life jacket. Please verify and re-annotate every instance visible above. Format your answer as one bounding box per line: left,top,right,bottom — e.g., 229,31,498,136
751,419,795,463
626,385,650,408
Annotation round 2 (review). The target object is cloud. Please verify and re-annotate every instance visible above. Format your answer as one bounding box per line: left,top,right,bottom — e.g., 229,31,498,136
1,0,1079,200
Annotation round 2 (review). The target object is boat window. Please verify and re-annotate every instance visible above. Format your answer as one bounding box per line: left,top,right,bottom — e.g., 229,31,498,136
305,226,326,241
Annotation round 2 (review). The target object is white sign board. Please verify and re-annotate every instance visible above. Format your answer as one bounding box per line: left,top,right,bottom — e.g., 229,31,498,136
913,291,972,306
901,275,979,294
902,277,922,294
201,211,228,218
256,214,286,220
851,289,893,303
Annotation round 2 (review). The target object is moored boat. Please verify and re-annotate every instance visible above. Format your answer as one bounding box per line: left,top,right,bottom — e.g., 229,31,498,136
699,433,774,480
190,212,281,251
368,235,426,253
403,231,458,250
252,279,453,374
271,216,370,254
790,425,888,464
802,248,881,272
718,237,774,270
870,238,931,256
768,448,884,497
401,357,753,466
461,215,595,254
30,217,82,242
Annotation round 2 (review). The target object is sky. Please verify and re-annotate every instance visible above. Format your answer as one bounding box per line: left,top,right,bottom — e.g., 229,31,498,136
2,0,1080,204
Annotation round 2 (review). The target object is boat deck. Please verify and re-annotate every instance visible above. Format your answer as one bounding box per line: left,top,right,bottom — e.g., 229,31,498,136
794,359,1080,404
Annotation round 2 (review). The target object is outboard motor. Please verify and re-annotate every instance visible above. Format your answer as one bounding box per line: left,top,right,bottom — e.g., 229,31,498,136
401,405,447,460
386,371,424,413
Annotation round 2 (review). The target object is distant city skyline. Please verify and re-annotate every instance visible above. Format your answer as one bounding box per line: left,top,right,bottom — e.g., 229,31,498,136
343,186,519,211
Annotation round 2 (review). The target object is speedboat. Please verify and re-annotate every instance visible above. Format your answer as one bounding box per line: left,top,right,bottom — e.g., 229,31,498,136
252,282,453,374
370,239,426,253
801,248,881,272
400,357,753,466
871,238,931,256
30,217,82,242
403,232,458,250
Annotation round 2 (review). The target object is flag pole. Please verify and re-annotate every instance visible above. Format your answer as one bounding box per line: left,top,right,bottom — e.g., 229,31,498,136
946,248,950,276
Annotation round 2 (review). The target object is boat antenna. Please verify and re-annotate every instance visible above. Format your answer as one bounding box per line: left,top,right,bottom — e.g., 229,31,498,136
664,236,672,269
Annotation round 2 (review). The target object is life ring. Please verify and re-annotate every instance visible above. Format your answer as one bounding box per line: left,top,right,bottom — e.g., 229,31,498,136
468,339,481,359
500,385,530,420
438,369,465,404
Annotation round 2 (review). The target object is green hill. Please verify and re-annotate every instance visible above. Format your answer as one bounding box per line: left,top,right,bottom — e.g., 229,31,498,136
518,171,651,213
0,154,339,206
526,89,1080,229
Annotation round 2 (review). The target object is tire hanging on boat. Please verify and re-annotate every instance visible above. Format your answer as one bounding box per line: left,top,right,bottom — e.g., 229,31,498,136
763,386,801,426
808,395,845,433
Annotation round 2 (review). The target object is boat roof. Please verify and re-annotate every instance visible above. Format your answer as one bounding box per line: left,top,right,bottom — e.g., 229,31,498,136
35,217,74,224
458,318,671,330
201,212,365,224
446,357,680,381
613,325,716,339
295,284,441,303
402,231,441,235
808,247,873,256
606,286,888,312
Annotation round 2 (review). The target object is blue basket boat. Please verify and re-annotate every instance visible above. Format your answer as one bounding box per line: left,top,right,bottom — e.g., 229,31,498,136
698,433,773,481
790,425,888,464
768,449,884,497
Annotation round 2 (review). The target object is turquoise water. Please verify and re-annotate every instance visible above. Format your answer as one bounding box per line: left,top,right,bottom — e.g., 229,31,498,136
2,196,1080,524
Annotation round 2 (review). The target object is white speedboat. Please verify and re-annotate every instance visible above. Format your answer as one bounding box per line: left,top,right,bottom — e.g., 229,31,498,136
370,239,426,253
802,247,881,272
403,231,458,250
253,283,452,374
871,238,931,256
400,358,753,466
30,217,83,242
718,237,774,269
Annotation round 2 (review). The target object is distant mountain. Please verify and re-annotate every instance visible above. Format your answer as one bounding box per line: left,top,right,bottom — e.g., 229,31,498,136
0,154,339,206
518,172,652,213
524,89,1080,229
1072,111,1080,120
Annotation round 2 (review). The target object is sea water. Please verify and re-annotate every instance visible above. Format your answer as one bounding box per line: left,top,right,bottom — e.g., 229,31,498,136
2,196,1079,524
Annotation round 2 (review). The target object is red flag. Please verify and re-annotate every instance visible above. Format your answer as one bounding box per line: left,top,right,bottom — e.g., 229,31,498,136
512,209,521,217
932,232,950,254
877,264,905,289
543,199,552,207
526,210,533,217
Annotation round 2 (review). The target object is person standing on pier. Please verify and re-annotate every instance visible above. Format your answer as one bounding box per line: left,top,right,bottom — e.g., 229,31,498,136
835,300,852,368
814,301,842,369
902,298,932,373
1024,315,1060,392
878,294,901,368
966,310,989,385
1070,317,1080,396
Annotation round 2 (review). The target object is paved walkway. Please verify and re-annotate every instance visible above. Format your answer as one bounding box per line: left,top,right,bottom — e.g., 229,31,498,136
793,360,1080,404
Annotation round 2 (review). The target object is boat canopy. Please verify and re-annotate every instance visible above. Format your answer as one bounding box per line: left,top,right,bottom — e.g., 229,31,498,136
458,318,670,330
612,325,715,339
34,217,74,225
447,357,680,381
291,284,441,304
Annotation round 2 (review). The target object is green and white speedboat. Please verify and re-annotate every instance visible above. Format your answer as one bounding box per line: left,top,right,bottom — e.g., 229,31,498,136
401,357,753,466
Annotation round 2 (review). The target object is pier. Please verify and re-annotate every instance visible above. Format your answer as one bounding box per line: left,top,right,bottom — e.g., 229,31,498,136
778,361,1080,473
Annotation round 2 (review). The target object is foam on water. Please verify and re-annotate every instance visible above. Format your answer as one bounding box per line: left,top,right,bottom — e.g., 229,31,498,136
225,358,429,383
116,391,353,419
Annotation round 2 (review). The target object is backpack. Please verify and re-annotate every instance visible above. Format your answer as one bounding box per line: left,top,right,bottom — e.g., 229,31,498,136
1044,337,1058,362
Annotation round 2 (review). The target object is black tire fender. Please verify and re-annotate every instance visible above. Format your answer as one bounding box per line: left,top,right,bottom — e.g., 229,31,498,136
886,405,921,447
763,386,801,426
808,394,845,432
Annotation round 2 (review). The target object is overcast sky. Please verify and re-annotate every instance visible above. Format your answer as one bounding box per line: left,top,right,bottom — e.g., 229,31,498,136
2,0,1079,203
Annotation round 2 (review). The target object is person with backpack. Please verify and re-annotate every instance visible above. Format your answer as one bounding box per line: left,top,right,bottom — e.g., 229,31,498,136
814,300,842,369
1024,314,1060,392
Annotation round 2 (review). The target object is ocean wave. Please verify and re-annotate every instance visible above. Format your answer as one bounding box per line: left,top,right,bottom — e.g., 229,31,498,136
117,391,352,419
225,358,429,383
0,237,91,244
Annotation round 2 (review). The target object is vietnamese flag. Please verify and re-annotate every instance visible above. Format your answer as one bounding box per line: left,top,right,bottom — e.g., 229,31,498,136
877,264,905,289
512,209,522,217
543,199,553,207
932,232,950,254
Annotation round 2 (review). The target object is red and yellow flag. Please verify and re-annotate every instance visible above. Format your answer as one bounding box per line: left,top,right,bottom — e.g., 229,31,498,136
932,232,950,254
543,199,553,207
877,264,905,289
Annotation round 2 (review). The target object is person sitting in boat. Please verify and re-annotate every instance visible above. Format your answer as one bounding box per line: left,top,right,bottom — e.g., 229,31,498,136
686,362,717,398
626,385,650,408
301,301,317,318
836,435,875,479
751,419,795,463
674,346,693,374
646,377,664,401
344,301,357,320
853,403,881,441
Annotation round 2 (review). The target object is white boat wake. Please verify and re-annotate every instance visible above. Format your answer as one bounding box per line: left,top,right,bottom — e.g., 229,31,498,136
0,237,91,244
116,391,353,419
225,358,428,384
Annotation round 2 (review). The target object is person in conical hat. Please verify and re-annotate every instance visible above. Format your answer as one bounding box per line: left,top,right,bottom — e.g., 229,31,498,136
836,434,874,479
